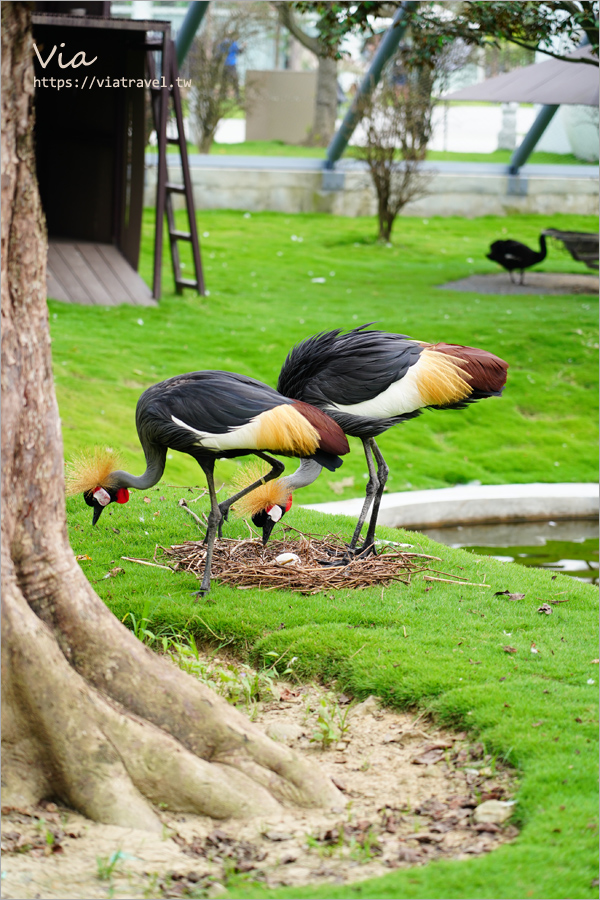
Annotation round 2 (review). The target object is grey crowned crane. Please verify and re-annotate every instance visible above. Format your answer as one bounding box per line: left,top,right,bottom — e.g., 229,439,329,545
66,370,349,594
275,326,508,556
486,234,547,284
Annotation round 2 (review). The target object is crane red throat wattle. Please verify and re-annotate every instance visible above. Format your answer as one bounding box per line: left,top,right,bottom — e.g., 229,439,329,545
265,495,293,516
93,486,130,506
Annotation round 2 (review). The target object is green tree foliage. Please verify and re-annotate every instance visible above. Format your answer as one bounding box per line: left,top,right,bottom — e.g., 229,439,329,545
291,1,599,65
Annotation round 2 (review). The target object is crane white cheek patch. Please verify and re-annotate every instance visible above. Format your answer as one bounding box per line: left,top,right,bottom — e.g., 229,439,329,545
93,486,111,507
268,505,283,523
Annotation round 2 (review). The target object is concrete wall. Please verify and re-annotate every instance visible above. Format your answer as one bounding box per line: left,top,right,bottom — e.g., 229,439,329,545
245,71,317,144
145,163,598,218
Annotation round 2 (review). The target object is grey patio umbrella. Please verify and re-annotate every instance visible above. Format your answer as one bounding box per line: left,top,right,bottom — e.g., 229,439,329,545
443,46,598,107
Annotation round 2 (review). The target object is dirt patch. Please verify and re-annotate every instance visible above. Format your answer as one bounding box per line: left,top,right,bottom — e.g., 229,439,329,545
1,658,518,900
439,271,598,295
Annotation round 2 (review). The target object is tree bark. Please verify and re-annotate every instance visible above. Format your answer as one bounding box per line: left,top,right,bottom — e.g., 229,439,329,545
1,1,341,830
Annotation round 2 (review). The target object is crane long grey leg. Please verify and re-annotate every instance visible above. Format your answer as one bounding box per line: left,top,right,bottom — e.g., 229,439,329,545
196,459,222,596
359,438,389,554
348,438,379,551
216,452,285,536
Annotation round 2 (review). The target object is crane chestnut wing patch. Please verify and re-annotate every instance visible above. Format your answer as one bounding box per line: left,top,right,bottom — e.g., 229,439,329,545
429,344,508,397
292,401,350,456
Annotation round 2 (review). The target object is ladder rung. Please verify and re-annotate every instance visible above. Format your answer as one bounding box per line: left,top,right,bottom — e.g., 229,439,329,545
170,230,192,241
176,278,199,289
165,183,186,194
166,137,181,144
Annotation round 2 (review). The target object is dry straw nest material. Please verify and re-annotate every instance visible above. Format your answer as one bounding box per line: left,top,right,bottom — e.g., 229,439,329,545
158,532,446,595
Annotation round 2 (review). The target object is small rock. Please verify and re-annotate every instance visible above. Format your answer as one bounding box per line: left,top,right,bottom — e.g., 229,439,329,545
265,722,304,744
281,851,299,864
397,846,422,863
263,830,293,842
473,800,515,825
350,695,379,717
206,883,228,899
335,742,348,751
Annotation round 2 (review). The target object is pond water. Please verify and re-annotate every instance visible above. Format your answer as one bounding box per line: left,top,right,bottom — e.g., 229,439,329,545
417,519,599,585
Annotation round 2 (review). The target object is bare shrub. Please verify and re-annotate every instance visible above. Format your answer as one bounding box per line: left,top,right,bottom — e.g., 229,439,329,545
187,4,273,153
354,75,434,242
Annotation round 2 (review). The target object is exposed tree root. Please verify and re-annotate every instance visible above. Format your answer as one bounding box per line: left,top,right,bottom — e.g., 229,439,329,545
1,1,341,834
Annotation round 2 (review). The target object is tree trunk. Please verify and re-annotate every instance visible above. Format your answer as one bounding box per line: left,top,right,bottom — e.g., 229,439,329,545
306,54,338,147
276,4,338,147
1,1,341,831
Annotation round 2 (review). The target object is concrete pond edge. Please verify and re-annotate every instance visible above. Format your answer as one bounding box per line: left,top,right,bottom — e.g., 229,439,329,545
301,483,599,530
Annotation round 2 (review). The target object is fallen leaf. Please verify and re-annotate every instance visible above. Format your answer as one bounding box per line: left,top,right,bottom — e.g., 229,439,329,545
143,496,151,503
494,590,525,601
412,748,445,765
531,721,544,727
331,776,347,792
407,832,444,843
503,646,517,654
537,604,553,615
75,554,91,561
279,687,299,701
530,642,539,654
468,658,482,665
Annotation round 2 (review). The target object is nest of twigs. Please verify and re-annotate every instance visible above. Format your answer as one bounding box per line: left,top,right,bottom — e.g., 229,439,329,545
157,530,445,595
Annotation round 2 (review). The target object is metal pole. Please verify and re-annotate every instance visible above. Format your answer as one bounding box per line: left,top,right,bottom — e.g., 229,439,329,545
325,0,418,169
175,1,210,68
508,104,559,174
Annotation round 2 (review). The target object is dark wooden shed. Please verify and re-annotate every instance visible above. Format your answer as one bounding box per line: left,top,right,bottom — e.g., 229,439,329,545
32,4,202,305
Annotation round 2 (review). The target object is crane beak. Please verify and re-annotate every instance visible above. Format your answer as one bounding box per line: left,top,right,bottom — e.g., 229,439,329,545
92,504,105,526
261,515,277,545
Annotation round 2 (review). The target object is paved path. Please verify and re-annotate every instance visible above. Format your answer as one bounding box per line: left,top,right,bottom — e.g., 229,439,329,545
439,272,598,295
149,152,596,180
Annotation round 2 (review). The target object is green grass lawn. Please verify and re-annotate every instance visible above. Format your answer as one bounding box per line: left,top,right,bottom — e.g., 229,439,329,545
148,140,596,167
52,209,598,899
207,143,596,167
66,494,598,900
51,211,598,500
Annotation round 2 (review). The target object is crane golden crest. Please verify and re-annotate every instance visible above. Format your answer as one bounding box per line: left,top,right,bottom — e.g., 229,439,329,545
65,447,124,496
230,460,290,518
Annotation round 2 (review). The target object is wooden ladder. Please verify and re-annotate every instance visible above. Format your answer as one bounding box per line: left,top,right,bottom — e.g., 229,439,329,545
147,37,204,299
